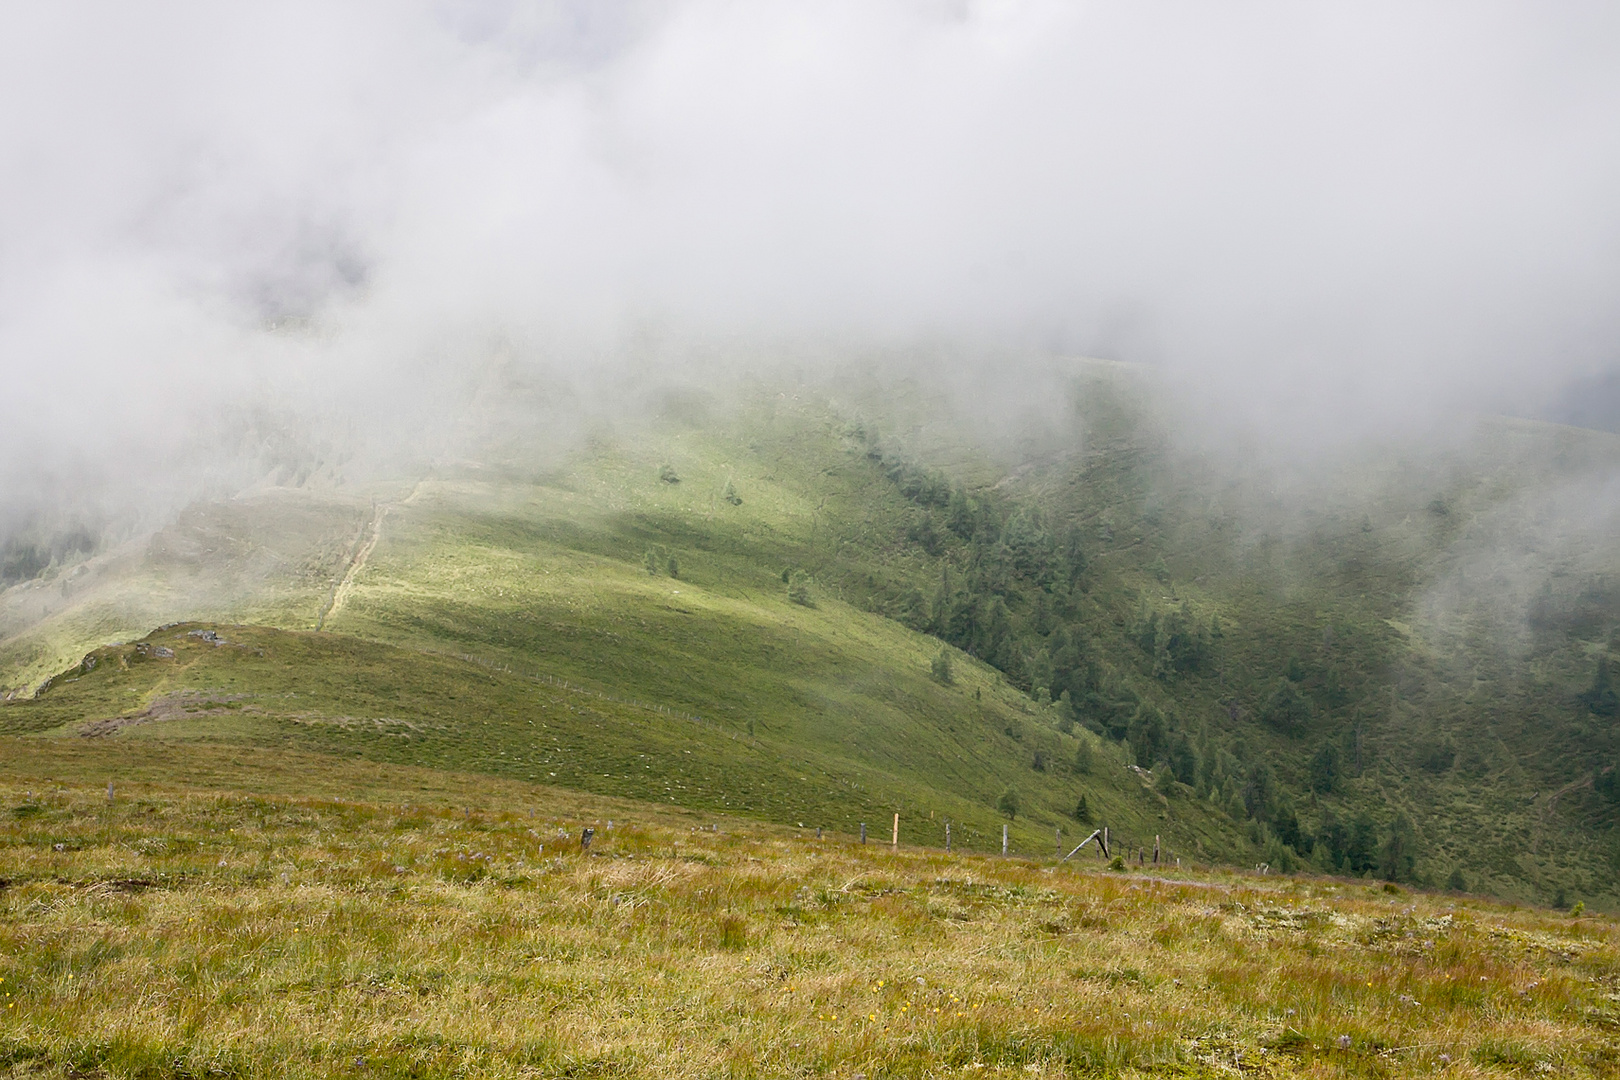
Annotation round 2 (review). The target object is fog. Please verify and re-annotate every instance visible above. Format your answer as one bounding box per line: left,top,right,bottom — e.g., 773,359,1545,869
4,1,1620,539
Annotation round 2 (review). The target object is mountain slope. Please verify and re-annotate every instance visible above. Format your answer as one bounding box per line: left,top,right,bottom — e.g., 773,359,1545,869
4,364,1620,900
5,618,1230,860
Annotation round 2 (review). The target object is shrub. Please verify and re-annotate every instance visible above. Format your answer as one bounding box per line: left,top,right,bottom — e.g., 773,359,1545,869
996,788,1020,819
658,464,680,484
788,572,813,607
930,648,953,684
1416,738,1456,774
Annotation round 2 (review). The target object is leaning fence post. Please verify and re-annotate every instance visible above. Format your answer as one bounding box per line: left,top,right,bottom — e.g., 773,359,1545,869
1061,830,1102,862
1101,827,1109,859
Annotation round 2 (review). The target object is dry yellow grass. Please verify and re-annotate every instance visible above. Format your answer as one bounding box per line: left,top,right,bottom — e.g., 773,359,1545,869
0,743,1614,1078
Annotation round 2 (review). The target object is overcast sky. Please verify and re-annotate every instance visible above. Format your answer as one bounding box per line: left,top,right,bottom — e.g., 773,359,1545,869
3,1,1619,523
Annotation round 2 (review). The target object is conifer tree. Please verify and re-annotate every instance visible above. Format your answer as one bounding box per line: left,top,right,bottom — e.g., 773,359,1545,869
1308,741,1341,793
1073,737,1094,774
1582,656,1618,716
1073,794,1091,823
1379,814,1418,882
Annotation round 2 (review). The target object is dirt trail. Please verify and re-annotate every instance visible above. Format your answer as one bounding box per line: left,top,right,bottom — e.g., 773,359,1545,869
315,481,426,631
1546,775,1591,817
316,501,386,631
1530,773,1594,854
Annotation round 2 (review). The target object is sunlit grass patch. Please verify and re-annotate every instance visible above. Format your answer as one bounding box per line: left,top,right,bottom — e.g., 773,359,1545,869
0,767,1609,1076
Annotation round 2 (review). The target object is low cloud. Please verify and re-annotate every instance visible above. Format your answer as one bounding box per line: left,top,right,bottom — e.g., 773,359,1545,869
3,1,1620,535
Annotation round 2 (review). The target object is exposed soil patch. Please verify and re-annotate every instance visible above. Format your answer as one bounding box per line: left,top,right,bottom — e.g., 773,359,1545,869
79,691,253,738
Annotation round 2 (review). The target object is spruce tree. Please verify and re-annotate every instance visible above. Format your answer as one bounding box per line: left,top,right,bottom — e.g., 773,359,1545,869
1073,794,1091,823
1308,741,1341,793
1073,737,1094,774
1582,656,1619,716
1378,815,1417,882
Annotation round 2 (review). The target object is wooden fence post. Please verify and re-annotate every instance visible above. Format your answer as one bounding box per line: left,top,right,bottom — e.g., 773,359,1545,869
1102,827,1109,859
1061,829,1103,862
1056,825,1062,856
1002,824,1009,856
945,822,951,853
892,813,899,851
1154,835,1161,864
860,822,866,844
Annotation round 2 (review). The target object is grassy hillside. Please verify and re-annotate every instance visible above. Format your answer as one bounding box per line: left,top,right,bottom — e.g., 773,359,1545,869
3,364,1619,903
0,750,1612,1078
2,621,1225,861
